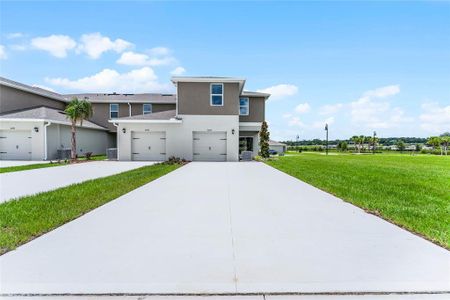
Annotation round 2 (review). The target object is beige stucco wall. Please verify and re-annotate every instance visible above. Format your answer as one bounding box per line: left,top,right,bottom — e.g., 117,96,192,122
239,97,265,122
117,115,239,161
177,82,240,115
0,85,65,114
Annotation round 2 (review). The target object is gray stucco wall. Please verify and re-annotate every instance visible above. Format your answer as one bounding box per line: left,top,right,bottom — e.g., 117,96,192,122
0,85,65,114
130,103,176,116
239,97,265,122
177,82,240,115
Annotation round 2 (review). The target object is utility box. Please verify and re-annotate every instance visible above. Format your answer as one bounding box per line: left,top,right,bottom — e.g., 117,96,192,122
107,148,117,160
241,151,253,161
57,148,71,160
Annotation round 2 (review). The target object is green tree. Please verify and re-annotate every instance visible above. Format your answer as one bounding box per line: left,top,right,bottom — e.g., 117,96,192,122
396,139,405,153
427,136,442,155
440,133,450,155
337,141,348,152
259,121,270,158
64,97,93,160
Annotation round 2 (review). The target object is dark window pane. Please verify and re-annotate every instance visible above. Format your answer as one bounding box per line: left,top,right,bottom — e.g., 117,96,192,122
240,98,248,105
211,84,223,95
211,95,223,105
110,111,118,118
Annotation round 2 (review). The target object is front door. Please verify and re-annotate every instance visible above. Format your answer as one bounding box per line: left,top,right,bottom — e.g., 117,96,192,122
239,137,254,154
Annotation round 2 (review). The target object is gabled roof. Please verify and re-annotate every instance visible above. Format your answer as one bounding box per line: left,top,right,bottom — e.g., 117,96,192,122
64,93,176,104
0,106,107,130
269,140,287,146
0,77,67,102
109,110,181,124
171,76,246,94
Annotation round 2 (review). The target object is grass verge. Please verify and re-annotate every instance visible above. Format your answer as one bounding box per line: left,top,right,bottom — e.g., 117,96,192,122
0,162,68,174
0,163,181,254
266,153,450,249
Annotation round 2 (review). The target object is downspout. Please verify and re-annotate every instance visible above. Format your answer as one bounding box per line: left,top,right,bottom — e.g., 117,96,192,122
44,121,52,160
113,122,119,160
127,102,131,117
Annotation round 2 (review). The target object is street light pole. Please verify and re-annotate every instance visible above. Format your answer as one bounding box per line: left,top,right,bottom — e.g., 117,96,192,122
325,123,329,155
373,131,377,154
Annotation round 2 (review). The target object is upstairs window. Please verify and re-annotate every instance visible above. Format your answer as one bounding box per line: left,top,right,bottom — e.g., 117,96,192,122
240,97,249,116
210,83,223,106
110,104,119,119
143,103,152,114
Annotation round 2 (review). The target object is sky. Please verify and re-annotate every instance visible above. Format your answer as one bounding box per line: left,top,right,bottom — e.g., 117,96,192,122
0,1,449,141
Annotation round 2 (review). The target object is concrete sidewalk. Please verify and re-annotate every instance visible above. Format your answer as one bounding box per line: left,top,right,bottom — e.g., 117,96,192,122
0,162,449,295
0,161,155,202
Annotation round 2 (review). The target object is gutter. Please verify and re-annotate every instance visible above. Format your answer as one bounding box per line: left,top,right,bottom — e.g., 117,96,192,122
43,121,52,160
112,122,120,160
127,102,131,117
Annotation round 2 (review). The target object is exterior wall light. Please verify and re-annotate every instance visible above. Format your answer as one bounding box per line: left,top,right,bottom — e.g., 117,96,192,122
122,128,126,134
34,127,39,132
232,129,235,135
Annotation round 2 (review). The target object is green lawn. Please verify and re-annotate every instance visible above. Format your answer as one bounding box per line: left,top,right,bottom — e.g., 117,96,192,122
0,163,181,254
0,161,68,174
266,153,450,249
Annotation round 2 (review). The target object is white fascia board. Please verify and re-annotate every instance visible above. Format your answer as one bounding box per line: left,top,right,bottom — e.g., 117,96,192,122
239,122,263,127
171,76,246,94
0,118,108,131
107,119,182,124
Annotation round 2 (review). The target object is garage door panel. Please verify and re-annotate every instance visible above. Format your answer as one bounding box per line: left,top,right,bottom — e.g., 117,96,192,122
0,130,32,160
193,131,227,162
131,131,166,161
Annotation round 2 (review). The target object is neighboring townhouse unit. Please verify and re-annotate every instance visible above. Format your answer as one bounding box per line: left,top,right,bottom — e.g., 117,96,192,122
0,76,269,162
113,76,270,162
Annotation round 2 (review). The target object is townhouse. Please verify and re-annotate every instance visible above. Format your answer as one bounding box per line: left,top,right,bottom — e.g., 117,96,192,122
0,76,270,161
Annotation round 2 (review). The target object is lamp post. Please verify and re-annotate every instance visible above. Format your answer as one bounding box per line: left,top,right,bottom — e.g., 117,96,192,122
373,131,377,154
325,123,329,155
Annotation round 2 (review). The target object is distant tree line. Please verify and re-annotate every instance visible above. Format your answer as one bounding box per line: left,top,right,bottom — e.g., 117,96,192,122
284,132,450,155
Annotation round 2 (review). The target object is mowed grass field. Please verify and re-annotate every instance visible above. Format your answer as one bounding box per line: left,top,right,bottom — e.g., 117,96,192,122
266,153,450,249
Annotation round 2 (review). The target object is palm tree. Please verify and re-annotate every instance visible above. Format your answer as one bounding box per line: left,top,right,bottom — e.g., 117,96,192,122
427,136,441,155
351,136,360,153
440,133,449,155
64,97,93,160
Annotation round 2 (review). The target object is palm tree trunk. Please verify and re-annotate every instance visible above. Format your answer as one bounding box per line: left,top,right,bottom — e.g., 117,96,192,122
71,120,76,160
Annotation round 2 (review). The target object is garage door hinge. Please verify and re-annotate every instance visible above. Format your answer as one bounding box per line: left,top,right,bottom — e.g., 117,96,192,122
0,151,7,153
220,138,227,140
221,153,227,155
132,152,140,154
160,138,166,140
193,153,199,155
160,152,166,155
132,138,140,140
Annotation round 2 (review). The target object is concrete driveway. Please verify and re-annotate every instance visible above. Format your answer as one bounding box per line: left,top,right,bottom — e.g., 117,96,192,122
0,161,155,203
0,162,449,296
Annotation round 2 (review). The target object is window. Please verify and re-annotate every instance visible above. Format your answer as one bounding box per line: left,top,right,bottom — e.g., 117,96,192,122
210,83,223,106
110,104,119,119
240,97,249,116
143,103,152,114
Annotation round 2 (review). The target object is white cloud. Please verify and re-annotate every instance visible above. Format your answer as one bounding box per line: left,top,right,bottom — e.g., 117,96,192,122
282,113,293,119
0,45,7,59
257,84,298,100
170,66,186,76
319,103,343,115
31,35,76,58
116,51,175,66
10,44,27,51
6,32,24,39
45,67,172,93
288,116,305,127
32,84,56,92
350,84,411,129
77,33,133,59
363,85,400,98
312,117,335,129
294,103,310,114
147,47,170,56
419,102,450,134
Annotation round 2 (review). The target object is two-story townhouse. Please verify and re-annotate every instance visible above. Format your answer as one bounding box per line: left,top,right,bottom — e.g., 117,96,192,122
0,76,269,162
112,76,270,161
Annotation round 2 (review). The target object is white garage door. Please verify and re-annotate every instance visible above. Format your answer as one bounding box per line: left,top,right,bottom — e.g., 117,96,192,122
0,130,32,160
131,131,166,161
193,131,227,161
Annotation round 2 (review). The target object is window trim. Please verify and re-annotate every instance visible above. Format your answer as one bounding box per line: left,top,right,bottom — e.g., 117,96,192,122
110,103,119,119
210,83,224,107
239,97,250,116
143,103,153,115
